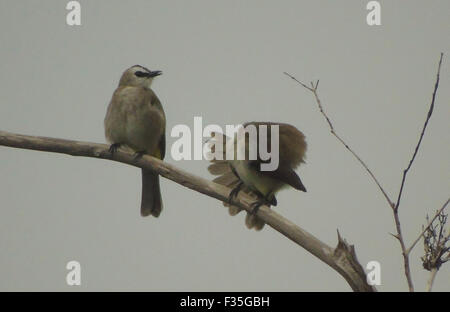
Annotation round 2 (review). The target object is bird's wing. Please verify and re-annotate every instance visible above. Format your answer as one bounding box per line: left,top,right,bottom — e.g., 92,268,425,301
249,160,307,192
207,131,232,175
243,121,307,168
144,88,166,159
159,132,166,160
241,121,307,191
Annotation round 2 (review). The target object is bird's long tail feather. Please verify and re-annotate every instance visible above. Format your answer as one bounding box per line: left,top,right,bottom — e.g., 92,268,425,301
141,169,163,217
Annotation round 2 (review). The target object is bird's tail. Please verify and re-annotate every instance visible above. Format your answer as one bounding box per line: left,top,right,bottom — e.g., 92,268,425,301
141,169,163,217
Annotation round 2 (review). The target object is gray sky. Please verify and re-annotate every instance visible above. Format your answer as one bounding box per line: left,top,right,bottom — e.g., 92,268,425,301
0,0,449,291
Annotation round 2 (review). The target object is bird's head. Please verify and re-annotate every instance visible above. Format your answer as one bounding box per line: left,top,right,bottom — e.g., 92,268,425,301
118,65,162,88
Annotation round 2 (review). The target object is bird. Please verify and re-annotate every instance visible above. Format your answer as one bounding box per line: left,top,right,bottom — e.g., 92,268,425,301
208,122,307,230
104,65,166,217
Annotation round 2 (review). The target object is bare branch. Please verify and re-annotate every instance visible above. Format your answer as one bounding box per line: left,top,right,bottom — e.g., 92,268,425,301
392,53,444,291
394,53,443,212
392,208,414,291
0,130,376,292
284,52,444,292
283,73,395,208
283,71,314,92
283,71,412,288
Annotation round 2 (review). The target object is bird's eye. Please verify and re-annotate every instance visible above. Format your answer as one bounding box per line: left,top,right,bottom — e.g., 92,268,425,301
135,71,150,78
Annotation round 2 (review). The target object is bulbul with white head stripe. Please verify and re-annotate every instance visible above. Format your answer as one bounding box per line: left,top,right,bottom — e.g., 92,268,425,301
104,65,166,217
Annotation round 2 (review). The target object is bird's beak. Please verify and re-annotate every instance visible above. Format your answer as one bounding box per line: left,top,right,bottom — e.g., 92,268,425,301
149,70,162,77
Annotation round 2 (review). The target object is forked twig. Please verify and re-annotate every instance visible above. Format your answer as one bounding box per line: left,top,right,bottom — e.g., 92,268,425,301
283,72,394,208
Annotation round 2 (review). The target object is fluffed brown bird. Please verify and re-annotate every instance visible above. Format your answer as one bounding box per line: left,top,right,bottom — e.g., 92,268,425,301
207,122,307,230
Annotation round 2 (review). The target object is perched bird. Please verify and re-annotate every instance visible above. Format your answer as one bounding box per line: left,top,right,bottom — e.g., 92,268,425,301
104,65,166,217
208,122,307,230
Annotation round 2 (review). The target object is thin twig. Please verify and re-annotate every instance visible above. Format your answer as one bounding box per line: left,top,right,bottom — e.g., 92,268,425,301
394,53,443,212
283,72,314,92
283,72,394,208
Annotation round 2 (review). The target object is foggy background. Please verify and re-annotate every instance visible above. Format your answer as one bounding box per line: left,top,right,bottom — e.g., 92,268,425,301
0,0,449,291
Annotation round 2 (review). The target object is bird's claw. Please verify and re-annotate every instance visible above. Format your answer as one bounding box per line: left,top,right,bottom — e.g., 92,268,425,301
249,201,264,215
109,143,121,156
249,198,272,215
228,182,244,203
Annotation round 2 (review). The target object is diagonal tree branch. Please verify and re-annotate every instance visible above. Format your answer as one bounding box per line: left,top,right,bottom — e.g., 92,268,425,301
0,130,376,292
